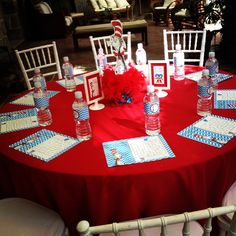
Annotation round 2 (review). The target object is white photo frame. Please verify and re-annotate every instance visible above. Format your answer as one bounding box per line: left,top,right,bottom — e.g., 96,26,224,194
83,70,105,110
148,60,170,98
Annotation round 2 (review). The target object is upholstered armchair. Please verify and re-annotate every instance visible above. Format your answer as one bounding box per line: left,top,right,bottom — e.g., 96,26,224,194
25,0,74,40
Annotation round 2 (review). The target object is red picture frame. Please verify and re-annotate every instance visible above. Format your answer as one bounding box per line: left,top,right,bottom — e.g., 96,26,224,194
83,70,104,105
148,60,170,90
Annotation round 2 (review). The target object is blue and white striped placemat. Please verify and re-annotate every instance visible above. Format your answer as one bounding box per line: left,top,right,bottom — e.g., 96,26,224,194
57,75,84,88
103,135,175,167
185,71,233,82
9,129,80,162
0,108,39,134
10,90,59,106
214,89,236,109
178,114,236,148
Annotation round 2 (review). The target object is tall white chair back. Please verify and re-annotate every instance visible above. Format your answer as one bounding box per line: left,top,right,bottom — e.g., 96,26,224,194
163,29,207,66
15,41,62,90
77,205,236,236
89,32,132,70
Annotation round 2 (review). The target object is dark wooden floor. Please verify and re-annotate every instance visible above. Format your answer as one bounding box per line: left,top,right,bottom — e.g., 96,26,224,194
1,19,236,106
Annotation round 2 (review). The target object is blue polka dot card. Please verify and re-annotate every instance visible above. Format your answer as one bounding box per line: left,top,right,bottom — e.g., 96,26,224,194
9,129,80,162
178,114,236,148
185,71,233,82
56,75,84,88
214,89,236,109
103,135,175,167
10,90,59,106
0,108,39,134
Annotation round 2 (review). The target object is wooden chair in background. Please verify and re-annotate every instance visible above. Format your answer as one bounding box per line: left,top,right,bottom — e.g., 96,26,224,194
152,0,179,26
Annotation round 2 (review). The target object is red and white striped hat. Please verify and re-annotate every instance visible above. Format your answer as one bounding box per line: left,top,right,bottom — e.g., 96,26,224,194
111,20,123,38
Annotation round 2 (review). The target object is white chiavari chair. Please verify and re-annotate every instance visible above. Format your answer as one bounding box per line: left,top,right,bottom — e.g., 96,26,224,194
77,205,236,236
163,29,207,66
89,31,132,70
15,41,62,90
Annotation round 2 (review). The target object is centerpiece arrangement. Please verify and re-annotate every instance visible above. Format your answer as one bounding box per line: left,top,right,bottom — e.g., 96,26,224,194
101,20,146,105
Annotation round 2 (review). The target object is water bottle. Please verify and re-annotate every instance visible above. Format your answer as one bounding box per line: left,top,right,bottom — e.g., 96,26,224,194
135,43,147,66
173,44,185,81
205,51,219,91
72,91,92,141
33,81,52,126
33,68,47,93
143,85,160,135
197,69,212,116
62,56,76,92
97,47,107,70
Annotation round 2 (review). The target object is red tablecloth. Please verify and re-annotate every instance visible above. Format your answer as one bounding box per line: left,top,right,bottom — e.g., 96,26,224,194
0,66,236,236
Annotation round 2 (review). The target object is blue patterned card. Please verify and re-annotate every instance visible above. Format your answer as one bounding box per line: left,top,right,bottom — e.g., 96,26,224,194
214,89,236,109
0,108,39,134
103,135,175,167
9,129,80,162
185,71,233,82
178,114,236,148
56,75,84,87
10,90,59,106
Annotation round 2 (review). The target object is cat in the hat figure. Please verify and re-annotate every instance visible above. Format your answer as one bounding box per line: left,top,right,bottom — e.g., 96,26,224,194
110,20,127,74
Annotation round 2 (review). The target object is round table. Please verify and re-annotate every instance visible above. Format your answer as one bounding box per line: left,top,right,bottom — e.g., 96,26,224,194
0,66,236,236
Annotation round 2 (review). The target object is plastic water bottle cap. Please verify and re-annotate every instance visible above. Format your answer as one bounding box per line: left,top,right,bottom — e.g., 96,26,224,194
34,68,40,74
34,81,41,88
147,85,155,93
209,51,215,58
202,69,209,76
175,44,181,50
63,56,69,62
137,43,143,49
75,91,82,99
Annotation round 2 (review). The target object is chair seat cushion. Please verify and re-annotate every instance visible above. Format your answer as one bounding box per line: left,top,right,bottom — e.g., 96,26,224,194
106,0,117,8
98,0,108,9
114,0,130,8
0,198,66,236
74,20,147,34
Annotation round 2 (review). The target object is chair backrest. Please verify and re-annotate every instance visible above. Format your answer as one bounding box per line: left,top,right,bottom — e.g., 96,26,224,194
89,32,132,70
163,0,176,8
163,29,207,66
15,41,62,90
77,205,236,236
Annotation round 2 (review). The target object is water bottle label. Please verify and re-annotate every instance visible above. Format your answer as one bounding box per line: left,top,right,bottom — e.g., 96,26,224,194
97,57,107,69
174,53,184,66
206,64,218,75
64,64,74,76
198,85,212,97
34,97,49,108
144,102,159,115
41,79,47,90
73,108,89,121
